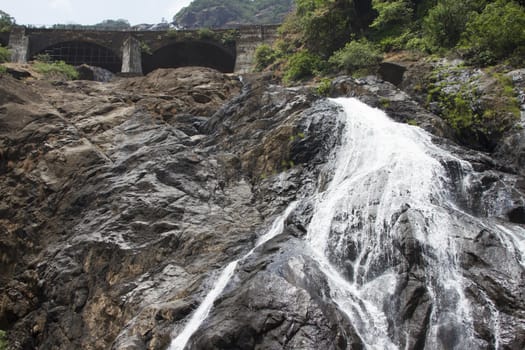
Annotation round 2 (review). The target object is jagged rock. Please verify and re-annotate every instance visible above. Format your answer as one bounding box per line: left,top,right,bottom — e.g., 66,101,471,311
190,252,362,350
4,67,32,80
0,67,334,349
330,75,451,138
1,64,525,350
396,58,522,152
76,64,114,82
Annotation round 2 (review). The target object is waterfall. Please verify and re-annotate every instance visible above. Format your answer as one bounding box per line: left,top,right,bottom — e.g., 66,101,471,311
169,97,525,349
168,202,298,350
305,97,476,349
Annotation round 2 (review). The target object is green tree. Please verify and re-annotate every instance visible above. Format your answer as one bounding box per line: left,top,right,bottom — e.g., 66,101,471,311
461,0,525,64
254,44,278,71
328,39,383,73
369,0,418,50
423,0,487,49
283,49,322,83
292,0,364,58
370,0,414,31
0,10,14,32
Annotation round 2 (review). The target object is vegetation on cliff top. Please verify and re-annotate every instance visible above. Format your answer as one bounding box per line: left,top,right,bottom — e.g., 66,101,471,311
49,18,132,30
256,0,525,81
252,0,524,151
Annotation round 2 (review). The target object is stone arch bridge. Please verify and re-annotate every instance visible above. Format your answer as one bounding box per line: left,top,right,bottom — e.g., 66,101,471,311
6,25,278,74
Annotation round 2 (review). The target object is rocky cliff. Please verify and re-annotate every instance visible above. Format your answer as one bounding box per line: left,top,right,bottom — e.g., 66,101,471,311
1,64,525,349
173,0,294,29
0,67,338,349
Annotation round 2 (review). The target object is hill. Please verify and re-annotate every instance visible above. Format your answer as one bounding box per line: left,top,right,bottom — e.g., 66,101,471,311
173,0,294,29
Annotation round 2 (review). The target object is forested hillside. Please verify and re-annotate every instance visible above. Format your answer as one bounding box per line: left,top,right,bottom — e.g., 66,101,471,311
252,0,525,153
256,0,525,80
173,0,294,29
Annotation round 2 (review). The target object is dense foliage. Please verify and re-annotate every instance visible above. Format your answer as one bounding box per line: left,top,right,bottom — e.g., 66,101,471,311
256,0,525,82
94,19,131,29
422,1,479,49
461,0,525,64
254,44,278,71
173,0,293,28
372,0,524,64
33,60,79,80
328,39,383,74
256,0,378,81
283,50,322,83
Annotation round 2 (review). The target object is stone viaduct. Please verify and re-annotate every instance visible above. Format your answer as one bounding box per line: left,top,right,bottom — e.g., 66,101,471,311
5,25,279,74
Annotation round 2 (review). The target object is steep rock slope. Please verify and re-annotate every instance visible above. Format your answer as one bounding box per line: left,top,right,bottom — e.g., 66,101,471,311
0,66,524,349
0,68,341,349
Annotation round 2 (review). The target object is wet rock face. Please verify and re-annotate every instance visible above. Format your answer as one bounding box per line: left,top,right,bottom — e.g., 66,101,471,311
0,68,342,349
1,65,525,350
75,64,114,82
330,75,452,139
190,252,361,350
383,58,524,155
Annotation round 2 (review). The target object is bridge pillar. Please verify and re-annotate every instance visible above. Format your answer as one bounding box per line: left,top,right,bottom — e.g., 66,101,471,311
9,26,29,63
234,26,278,74
121,36,142,75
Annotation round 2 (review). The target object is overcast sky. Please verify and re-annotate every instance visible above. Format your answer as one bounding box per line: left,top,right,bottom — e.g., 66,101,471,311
0,0,194,26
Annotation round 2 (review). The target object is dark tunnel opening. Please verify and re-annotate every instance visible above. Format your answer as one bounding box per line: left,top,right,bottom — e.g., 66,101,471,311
142,41,236,75
0,33,9,47
32,41,121,73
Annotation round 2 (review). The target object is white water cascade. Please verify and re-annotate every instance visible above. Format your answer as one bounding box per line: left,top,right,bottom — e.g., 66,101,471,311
168,202,298,350
305,97,479,349
168,97,525,349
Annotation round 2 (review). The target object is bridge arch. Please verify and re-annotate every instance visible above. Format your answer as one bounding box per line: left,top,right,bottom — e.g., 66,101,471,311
30,41,121,73
142,40,236,74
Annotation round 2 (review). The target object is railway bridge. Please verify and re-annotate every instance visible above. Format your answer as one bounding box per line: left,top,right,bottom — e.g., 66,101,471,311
5,25,278,74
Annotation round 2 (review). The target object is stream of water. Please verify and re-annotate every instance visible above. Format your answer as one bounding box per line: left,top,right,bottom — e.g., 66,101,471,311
168,202,298,350
305,97,477,349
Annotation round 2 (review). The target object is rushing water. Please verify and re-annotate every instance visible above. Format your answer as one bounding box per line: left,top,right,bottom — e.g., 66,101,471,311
169,97,525,349
305,98,525,349
305,98,475,348
168,202,298,350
